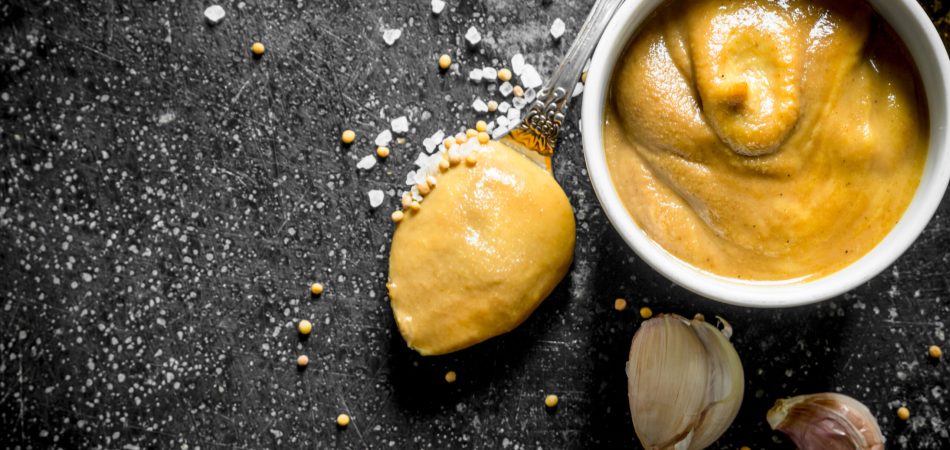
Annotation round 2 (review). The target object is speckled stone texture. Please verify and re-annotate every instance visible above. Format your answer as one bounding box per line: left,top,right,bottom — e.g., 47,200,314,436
1,0,948,448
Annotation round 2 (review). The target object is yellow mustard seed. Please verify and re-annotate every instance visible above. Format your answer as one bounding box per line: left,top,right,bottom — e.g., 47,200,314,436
443,137,455,149
475,120,488,132
929,345,943,359
465,154,477,167
410,201,421,212
296,355,309,368
426,175,438,187
477,132,490,145
455,134,467,145
639,307,653,319
448,152,461,166
376,146,390,158
544,394,559,408
740,447,751,450
391,210,405,223
297,319,313,335
614,298,627,311
487,100,498,112
341,129,356,144
897,406,910,421
401,193,413,209
498,68,513,82
466,129,478,138
417,181,431,196
310,283,324,295
438,158,450,172
438,54,452,70
513,85,524,97
251,42,265,56
581,71,588,83
337,413,350,427
445,370,457,383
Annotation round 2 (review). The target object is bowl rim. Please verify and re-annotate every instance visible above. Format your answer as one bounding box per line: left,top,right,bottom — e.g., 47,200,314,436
581,0,950,308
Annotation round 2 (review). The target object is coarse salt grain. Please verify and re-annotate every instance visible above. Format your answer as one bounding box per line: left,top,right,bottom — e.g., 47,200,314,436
423,130,445,154
368,190,385,208
498,101,510,113
512,96,527,109
482,67,497,80
431,0,445,14
511,54,525,75
507,108,521,123
204,5,226,25
375,130,392,147
391,116,409,134
357,154,377,170
468,69,483,82
499,82,513,97
520,65,543,89
573,82,584,97
382,28,402,46
465,26,482,45
524,87,537,102
551,18,566,39
472,98,489,113
496,116,509,127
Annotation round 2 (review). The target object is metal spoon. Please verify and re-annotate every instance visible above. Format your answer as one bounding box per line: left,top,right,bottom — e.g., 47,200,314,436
499,0,625,171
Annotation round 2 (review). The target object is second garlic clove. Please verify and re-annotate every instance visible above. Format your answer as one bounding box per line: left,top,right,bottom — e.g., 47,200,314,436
768,392,885,450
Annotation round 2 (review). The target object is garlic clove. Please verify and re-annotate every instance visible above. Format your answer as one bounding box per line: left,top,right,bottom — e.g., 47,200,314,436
627,314,744,450
687,317,744,449
767,393,885,450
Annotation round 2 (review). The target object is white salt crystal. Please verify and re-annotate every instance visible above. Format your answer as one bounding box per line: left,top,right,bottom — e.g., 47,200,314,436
524,87,537,103
511,54,525,75
573,82,584,97
368,190,385,208
507,108,522,123
491,127,509,140
375,130,393,147
382,28,402,46
357,154,377,170
465,26,481,45
431,0,445,14
496,116,509,127
423,130,445,154
468,68,483,82
520,64,543,89
550,18,566,39
472,98,489,113
497,101,510,113
204,5,226,25
414,151,430,168
405,171,417,185
482,67,497,80
391,116,409,134
499,82,513,97
512,96,527,109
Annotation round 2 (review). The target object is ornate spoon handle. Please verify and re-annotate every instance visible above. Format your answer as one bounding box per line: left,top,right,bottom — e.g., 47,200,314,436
503,0,625,160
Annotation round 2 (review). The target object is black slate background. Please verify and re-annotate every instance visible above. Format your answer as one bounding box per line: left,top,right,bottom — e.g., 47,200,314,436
1,0,949,448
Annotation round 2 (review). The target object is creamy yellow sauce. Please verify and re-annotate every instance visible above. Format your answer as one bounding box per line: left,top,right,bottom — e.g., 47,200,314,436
605,0,928,281
388,141,575,355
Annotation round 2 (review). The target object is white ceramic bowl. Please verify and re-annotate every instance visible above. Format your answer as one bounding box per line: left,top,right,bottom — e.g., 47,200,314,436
582,0,950,308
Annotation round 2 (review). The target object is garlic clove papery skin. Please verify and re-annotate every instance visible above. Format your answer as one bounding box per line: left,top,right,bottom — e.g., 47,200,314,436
627,314,744,450
767,393,885,450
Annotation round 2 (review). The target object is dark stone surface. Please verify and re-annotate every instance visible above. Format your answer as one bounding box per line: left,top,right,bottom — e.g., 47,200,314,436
1,0,948,448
